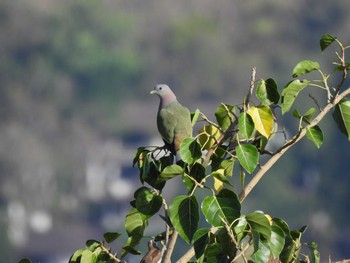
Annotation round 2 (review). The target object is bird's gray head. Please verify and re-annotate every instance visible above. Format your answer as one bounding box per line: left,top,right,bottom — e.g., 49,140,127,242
150,84,177,106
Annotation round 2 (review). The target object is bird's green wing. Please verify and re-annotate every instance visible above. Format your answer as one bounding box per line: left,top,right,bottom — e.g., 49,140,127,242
157,107,178,144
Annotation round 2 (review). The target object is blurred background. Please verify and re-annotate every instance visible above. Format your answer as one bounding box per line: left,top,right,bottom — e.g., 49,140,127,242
1,0,350,262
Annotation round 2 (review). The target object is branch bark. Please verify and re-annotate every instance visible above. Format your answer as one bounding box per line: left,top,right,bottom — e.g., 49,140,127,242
239,86,350,202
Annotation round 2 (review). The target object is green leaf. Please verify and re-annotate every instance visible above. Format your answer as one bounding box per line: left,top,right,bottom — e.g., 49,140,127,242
320,34,337,51
158,164,184,182
293,108,316,124
307,242,320,263
247,106,274,138
169,195,199,243
233,217,248,243
211,169,234,188
122,236,142,258
81,250,97,263
135,187,162,217
272,218,291,237
236,144,259,174
201,189,241,227
133,147,148,167
143,161,165,191
251,239,270,263
191,109,201,127
292,60,320,78
306,125,323,148
246,212,271,241
103,232,121,244
220,158,234,177
281,79,309,114
215,103,235,130
198,125,221,150
238,112,254,139
206,243,227,263
86,239,100,252
125,208,146,237
189,162,206,182
69,249,85,262
256,78,280,105
217,228,237,259
180,137,202,165
333,98,350,140
270,225,285,259
193,228,211,259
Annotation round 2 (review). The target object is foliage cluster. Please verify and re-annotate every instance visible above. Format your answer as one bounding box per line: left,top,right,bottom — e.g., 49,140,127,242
47,34,350,263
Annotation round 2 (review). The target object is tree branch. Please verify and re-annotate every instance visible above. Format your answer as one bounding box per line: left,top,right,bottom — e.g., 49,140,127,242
238,86,350,202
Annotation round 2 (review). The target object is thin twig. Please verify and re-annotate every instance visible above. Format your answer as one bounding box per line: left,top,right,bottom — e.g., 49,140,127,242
308,93,322,111
100,243,123,263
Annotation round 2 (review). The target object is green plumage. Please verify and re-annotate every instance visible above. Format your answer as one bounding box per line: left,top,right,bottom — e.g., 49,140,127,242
157,101,192,154
151,84,192,155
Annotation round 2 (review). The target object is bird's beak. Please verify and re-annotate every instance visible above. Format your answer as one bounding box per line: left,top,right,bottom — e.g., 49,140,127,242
150,89,157,95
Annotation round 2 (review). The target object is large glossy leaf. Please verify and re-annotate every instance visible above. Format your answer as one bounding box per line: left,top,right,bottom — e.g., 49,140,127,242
169,195,199,243
246,212,271,241
215,103,235,130
193,228,211,259
333,98,350,140
270,225,285,259
238,112,254,139
236,144,258,174
247,106,274,138
250,239,270,263
201,189,241,227
292,60,320,78
281,79,309,114
158,164,184,182
256,78,280,105
320,34,337,51
125,208,146,237
198,125,221,150
306,125,323,148
135,187,162,217
180,137,202,165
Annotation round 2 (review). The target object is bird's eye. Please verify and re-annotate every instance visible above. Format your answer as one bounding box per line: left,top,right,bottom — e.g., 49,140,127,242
159,87,162,90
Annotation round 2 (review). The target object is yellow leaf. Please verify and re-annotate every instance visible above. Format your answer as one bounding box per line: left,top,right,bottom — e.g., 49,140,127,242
198,125,221,150
214,177,223,192
247,106,274,138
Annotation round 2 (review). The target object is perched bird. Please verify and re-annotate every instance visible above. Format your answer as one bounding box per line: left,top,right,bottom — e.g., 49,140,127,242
150,84,192,156
140,240,162,263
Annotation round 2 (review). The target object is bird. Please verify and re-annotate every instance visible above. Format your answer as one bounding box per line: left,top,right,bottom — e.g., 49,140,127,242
150,84,192,156
140,240,162,263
